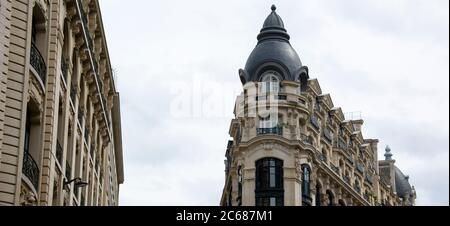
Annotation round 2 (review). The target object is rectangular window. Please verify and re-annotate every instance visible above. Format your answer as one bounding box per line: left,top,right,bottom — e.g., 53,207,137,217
269,167,276,188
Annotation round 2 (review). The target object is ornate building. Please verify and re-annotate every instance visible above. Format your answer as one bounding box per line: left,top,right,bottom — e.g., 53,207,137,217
0,0,123,206
220,5,416,206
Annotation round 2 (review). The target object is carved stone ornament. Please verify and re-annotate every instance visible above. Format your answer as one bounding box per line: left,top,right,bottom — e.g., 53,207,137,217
20,185,38,206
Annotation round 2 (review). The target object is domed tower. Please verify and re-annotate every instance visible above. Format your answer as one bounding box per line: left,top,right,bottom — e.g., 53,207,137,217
220,5,415,206
239,5,309,90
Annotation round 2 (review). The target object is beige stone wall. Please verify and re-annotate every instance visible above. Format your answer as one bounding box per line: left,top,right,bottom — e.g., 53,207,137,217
0,0,123,206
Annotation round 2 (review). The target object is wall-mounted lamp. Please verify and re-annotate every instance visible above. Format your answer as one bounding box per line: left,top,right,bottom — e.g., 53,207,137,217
64,177,88,190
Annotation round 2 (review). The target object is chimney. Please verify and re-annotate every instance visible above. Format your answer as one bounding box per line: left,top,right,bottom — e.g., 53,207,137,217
351,119,364,132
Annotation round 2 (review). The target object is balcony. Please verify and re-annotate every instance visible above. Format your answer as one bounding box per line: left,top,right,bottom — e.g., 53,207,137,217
310,115,320,131
338,138,347,150
343,175,351,184
322,128,333,143
365,174,373,185
56,140,63,165
30,42,47,84
300,133,313,145
330,163,340,175
356,163,365,174
346,155,354,165
255,94,287,101
256,126,283,136
22,152,40,191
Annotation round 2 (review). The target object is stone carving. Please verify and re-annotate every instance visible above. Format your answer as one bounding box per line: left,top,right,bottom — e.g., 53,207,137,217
20,185,38,206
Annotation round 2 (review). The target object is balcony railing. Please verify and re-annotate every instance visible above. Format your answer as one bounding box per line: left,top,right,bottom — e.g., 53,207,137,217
343,175,351,184
354,185,361,193
346,155,354,165
256,94,287,101
56,140,63,165
256,126,283,136
323,128,333,143
310,115,320,131
300,133,313,145
318,153,327,163
22,152,40,191
338,138,347,150
365,174,373,185
330,163,340,175
30,42,47,84
356,163,365,174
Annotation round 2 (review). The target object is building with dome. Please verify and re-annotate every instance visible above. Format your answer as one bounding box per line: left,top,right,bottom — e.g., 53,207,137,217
220,5,416,206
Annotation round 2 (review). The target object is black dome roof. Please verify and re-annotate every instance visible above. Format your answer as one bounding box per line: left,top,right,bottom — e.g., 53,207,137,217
240,5,305,83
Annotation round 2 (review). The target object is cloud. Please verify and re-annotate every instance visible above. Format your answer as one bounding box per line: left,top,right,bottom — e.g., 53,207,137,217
99,0,449,206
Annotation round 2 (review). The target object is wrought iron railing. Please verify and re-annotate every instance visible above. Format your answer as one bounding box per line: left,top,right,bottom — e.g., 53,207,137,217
346,155,354,165
330,163,340,175
276,95,287,100
323,128,333,143
75,0,111,140
22,152,40,190
343,175,351,184
365,174,373,185
30,42,47,84
338,138,347,150
256,126,283,136
356,163,365,174
300,133,313,145
56,140,63,165
318,153,327,163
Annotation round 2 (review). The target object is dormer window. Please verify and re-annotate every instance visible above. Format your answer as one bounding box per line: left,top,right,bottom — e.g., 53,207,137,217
260,71,280,93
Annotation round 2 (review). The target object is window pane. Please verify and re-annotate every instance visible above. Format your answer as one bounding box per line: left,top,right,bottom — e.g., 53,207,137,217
270,166,276,188
270,197,276,206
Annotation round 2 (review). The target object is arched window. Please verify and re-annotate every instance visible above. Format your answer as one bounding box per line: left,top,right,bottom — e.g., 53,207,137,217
301,164,311,205
315,184,322,206
326,190,334,206
260,71,280,93
255,158,284,206
237,166,243,206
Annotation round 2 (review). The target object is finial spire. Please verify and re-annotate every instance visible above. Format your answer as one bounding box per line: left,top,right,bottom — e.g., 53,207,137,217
384,145,393,160
271,4,277,12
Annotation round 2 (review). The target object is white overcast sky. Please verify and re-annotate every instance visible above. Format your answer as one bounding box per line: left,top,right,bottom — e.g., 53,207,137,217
99,0,449,206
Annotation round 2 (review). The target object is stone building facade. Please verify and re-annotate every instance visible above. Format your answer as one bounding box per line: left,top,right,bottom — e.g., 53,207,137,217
0,0,123,206
220,5,416,206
